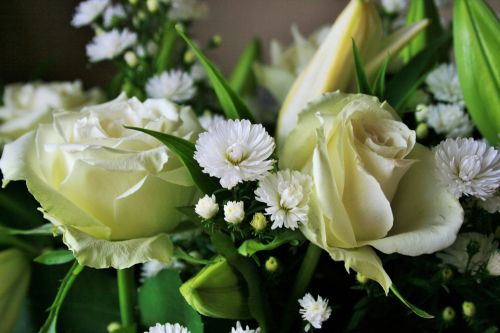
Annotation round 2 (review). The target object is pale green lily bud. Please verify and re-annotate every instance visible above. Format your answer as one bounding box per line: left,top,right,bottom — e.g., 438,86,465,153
180,256,251,319
250,213,267,232
462,301,476,318
276,0,428,144
265,256,279,273
0,248,31,333
442,306,456,322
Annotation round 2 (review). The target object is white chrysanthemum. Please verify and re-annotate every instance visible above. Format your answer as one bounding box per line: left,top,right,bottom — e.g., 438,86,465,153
103,3,126,27
141,259,185,282
230,321,261,333
255,170,312,230
425,63,463,104
195,194,219,219
198,111,225,131
71,0,109,27
145,323,190,333
298,293,332,332
224,201,245,224
436,233,498,275
146,70,196,103
381,0,407,13
426,104,473,138
86,29,137,62
479,192,500,213
487,250,500,276
435,138,500,200
168,0,208,21
194,119,275,189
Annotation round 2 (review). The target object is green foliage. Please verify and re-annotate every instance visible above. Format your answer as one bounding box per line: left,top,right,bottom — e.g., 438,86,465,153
229,39,261,95
389,284,434,319
155,22,178,73
34,250,74,266
238,230,303,257
352,40,372,95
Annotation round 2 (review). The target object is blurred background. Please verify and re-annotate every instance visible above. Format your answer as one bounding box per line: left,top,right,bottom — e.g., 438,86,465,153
0,0,499,87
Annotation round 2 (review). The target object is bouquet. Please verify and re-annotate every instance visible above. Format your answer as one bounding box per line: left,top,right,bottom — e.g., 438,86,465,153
0,0,498,332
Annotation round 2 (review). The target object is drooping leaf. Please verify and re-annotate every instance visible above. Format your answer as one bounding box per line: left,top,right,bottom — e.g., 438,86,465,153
372,57,389,100
34,250,74,266
126,127,219,194
229,38,261,95
155,22,178,73
352,39,372,95
390,285,434,319
175,25,255,121
238,230,304,257
1,224,54,236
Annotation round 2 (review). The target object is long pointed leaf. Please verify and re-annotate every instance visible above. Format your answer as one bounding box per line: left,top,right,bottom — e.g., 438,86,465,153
229,38,261,95
155,22,178,73
372,57,389,99
390,285,434,319
352,39,372,94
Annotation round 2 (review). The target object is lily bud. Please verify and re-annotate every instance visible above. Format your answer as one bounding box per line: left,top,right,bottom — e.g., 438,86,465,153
276,0,428,144
180,256,251,319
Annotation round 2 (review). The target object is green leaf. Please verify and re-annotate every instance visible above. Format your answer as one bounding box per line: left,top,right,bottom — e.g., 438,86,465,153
454,0,500,145
229,38,261,95
138,269,203,333
352,39,372,95
390,285,434,319
0,224,54,236
372,57,389,100
34,250,74,266
155,22,178,73
175,25,255,121
238,230,304,257
125,126,219,194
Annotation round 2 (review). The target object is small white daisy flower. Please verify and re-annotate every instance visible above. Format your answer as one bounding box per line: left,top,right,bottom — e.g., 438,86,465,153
437,233,498,275
103,3,126,27
141,259,185,282
86,28,137,62
435,138,500,200
194,119,275,189
426,104,473,138
230,321,260,333
198,111,225,131
168,0,208,21
478,192,500,213
381,0,407,14
255,170,312,230
146,70,196,103
425,63,463,104
487,250,500,276
224,201,245,224
145,323,190,333
195,194,219,219
71,0,109,27
298,293,332,332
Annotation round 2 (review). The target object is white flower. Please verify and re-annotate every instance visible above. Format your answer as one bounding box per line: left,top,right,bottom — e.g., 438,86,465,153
426,104,473,138
146,70,196,103
255,170,312,230
381,0,407,13
298,293,332,332
141,259,186,282
230,321,260,333
86,29,137,62
435,138,500,200
436,233,498,274
168,0,208,21
195,194,219,219
103,3,126,27
487,250,500,276
425,63,463,104
198,111,225,131
145,323,190,333
194,119,275,189
190,63,206,82
479,192,500,213
71,0,109,27
224,201,245,224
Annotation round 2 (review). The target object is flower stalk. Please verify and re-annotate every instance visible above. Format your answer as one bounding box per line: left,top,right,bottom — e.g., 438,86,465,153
117,267,137,332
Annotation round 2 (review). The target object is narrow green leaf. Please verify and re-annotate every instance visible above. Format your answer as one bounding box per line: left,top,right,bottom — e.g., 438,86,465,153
0,223,54,236
372,57,389,100
352,39,372,95
229,38,261,95
34,250,74,266
390,285,434,319
454,0,500,145
155,22,178,73
126,126,219,194
238,230,304,257
175,25,255,121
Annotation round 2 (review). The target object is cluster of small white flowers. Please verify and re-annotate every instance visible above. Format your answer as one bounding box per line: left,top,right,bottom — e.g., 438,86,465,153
298,293,332,332
141,259,185,281
71,0,109,27
425,63,463,104
103,3,126,27
144,323,190,333
195,194,219,219
194,119,275,189
434,138,500,200
487,250,500,276
198,111,225,131
255,170,312,230
224,201,245,224
146,70,197,103
86,28,137,62
426,104,473,138
380,0,407,14
230,321,260,333
167,0,208,21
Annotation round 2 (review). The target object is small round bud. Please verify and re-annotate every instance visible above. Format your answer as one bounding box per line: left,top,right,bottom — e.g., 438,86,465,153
188,251,202,259
209,34,222,47
147,0,159,12
107,322,121,333
356,272,369,284
415,104,429,122
462,301,476,318
184,50,195,65
265,256,279,273
250,213,268,232
416,123,428,140
137,10,147,21
442,306,456,322
129,0,138,5
441,267,453,282
124,51,138,67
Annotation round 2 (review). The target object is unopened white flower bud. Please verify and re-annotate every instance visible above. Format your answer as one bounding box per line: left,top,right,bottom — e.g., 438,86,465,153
195,194,219,219
224,201,245,224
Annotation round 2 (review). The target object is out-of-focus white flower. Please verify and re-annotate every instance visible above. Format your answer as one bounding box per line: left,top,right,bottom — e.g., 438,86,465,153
194,119,275,189
230,321,261,333
71,0,109,27
415,104,429,123
435,138,500,200
426,104,473,138
190,62,206,82
298,293,332,332
437,233,498,274
141,259,186,282
145,323,190,333
381,0,407,13
146,70,196,103
255,170,312,230
479,192,500,213
103,3,126,27
487,250,500,276
224,201,245,224
198,111,225,131
195,194,219,219
124,51,138,67
168,0,208,21
86,28,137,62
425,63,463,104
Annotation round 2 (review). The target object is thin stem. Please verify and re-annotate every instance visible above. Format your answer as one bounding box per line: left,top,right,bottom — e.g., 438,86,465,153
174,247,211,265
117,267,137,332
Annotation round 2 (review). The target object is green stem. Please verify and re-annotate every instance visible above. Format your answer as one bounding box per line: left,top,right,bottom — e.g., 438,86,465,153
117,267,137,332
174,247,211,265
280,242,322,333
39,261,84,333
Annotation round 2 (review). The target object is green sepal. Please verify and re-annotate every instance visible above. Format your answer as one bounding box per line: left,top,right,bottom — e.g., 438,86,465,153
238,230,304,257
34,250,74,266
